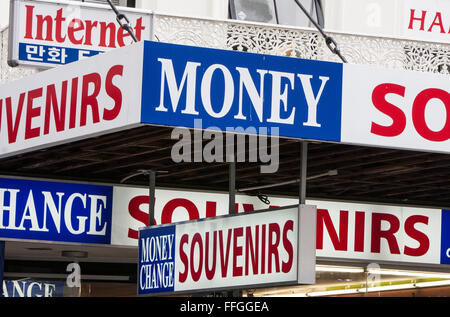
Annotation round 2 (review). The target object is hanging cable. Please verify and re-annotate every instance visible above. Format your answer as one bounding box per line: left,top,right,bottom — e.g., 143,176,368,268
293,0,347,63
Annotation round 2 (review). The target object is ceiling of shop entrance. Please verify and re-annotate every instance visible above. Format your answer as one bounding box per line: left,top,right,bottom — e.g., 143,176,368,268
2,125,450,208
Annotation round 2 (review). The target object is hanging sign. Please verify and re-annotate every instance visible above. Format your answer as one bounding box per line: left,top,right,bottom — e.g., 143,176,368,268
8,0,152,68
0,177,113,244
137,205,317,295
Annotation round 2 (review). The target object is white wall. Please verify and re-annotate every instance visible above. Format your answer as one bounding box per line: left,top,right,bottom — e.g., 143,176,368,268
136,0,229,20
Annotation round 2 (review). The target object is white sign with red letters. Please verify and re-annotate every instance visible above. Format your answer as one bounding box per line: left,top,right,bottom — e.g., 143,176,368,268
341,63,450,154
0,42,144,158
8,0,151,67
403,0,450,43
112,185,448,266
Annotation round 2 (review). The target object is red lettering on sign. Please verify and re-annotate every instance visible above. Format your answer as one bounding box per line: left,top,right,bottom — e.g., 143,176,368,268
282,220,294,273
5,94,26,144
44,82,67,135
178,234,189,283
25,88,43,140
160,198,200,224
408,9,450,34
205,231,217,280
412,88,450,142
232,227,244,277
1,64,125,145
190,233,203,282
354,211,365,252
316,209,348,251
177,221,295,283
245,226,259,275
408,9,427,31
371,84,450,142
404,215,430,257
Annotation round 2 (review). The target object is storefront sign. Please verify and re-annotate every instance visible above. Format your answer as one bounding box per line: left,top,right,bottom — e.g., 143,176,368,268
2,280,64,297
112,185,450,266
141,41,343,143
137,205,317,295
0,42,143,158
403,0,450,43
8,0,152,67
0,177,113,244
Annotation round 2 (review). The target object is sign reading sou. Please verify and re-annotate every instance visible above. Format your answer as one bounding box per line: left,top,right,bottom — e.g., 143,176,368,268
138,205,317,295
141,41,343,143
8,0,151,67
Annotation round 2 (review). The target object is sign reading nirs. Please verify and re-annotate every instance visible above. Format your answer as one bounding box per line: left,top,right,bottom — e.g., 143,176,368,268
138,205,316,295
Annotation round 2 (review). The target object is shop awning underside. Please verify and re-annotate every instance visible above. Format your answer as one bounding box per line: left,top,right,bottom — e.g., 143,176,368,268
1,124,450,208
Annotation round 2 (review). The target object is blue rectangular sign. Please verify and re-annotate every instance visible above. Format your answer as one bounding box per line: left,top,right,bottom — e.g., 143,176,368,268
2,280,65,297
0,177,113,244
138,224,176,295
140,41,343,142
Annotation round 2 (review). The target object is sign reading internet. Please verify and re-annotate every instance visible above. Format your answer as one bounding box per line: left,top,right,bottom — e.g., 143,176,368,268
8,0,151,68
137,205,316,295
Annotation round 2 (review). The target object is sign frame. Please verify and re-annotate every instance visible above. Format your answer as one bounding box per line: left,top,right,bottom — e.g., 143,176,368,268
137,204,317,296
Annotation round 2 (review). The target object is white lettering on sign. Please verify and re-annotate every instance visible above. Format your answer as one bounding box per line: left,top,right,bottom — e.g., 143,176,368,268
155,58,329,128
403,0,450,43
0,188,107,235
0,42,144,159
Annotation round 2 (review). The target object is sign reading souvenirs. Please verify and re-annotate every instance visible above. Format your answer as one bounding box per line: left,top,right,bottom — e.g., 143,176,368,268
0,175,448,266
140,41,343,143
8,0,151,67
114,185,450,266
0,177,113,244
403,0,450,43
137,205,317,295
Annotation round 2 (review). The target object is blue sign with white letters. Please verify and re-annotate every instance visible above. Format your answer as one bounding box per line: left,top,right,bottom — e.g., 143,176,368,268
0,241,4,297
0,177,113,244
138,224,176,295
140,41,343,142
